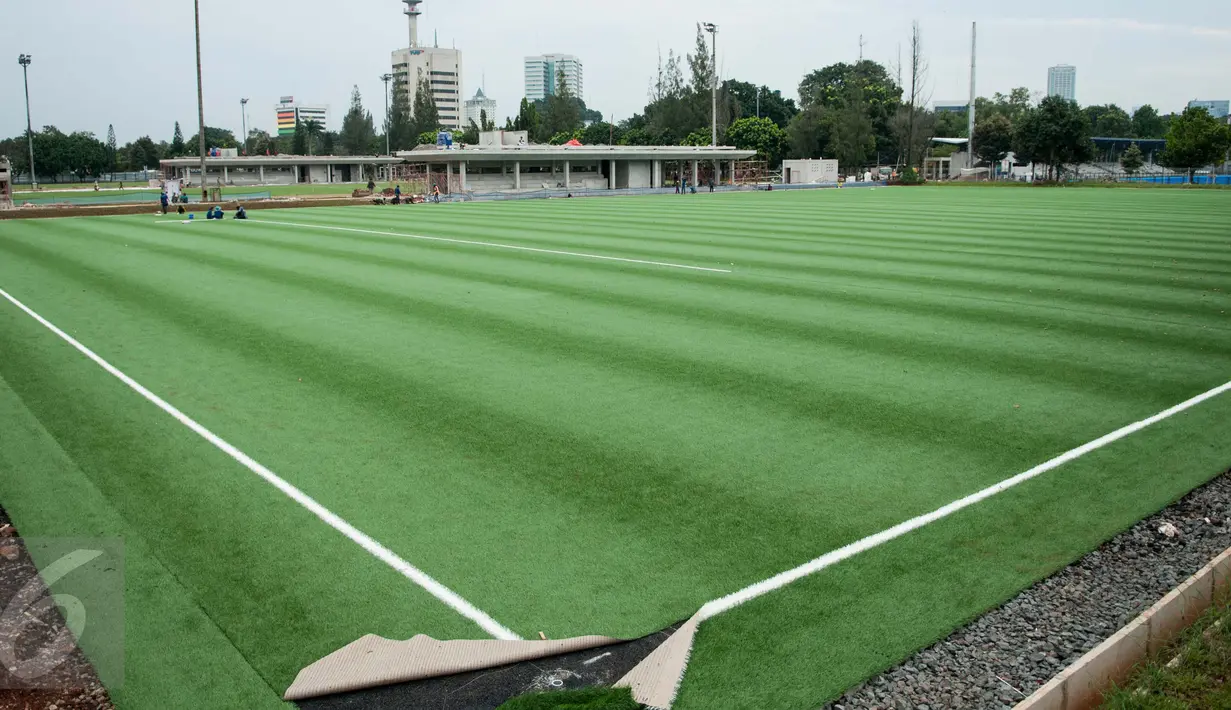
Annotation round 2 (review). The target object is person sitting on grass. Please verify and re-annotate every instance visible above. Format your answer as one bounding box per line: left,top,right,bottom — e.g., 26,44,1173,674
234,205,247,219
177,204,186,215
206,205,224,220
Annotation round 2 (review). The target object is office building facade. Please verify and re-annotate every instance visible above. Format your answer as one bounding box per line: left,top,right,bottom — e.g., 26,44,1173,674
1047,65,1076,102
524,54,583,102
275,98,329,136
463,88,497,130
1187,100,1230,119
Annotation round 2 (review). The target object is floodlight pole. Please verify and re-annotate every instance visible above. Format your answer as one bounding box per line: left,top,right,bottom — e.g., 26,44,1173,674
703,23,718,146
194,0,207,200
18,54,37,190
380,73,393,155
968,22,977,174
240,98,249,155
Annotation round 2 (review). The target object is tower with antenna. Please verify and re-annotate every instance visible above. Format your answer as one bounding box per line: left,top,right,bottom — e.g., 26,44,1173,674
391,0,465,131
402,0,422,48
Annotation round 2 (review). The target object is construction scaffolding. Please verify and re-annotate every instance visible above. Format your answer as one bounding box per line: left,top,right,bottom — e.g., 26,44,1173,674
0,155,13,209
733,159,771,185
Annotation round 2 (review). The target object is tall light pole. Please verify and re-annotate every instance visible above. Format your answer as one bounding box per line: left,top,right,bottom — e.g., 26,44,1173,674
194,0,207,200
240,98,249,155
380,73,393,155
702,23,717,146
17,54,36,190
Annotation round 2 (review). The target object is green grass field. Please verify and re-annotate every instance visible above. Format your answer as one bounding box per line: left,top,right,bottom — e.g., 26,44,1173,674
1,187,1229,709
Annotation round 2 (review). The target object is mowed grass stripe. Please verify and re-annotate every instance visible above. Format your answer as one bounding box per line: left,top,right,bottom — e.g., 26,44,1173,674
91,218,1231,403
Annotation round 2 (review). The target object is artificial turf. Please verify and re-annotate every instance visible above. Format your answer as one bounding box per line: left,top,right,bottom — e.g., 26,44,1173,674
0,186,1228,708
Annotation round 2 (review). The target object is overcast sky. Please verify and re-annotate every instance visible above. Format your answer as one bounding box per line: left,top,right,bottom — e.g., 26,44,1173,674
2,0,1229,144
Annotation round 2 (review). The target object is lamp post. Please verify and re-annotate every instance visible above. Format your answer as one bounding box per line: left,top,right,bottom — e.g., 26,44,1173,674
240,98,249,155
702,23,717,146
17,54,36,190
380,73,393,155
194,0,207,200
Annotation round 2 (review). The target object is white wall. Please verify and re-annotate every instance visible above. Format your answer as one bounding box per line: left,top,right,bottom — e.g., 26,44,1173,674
782,159,839,184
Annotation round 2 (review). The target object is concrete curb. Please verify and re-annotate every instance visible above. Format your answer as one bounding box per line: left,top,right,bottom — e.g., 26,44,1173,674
1013,546,1231,710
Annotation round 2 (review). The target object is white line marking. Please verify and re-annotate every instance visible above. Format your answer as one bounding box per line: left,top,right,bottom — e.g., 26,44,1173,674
696,380,1231,622
0,286,520,642
583,652,612,666
244,218,733,273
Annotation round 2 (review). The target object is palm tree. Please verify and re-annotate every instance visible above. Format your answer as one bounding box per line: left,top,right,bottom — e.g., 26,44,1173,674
302,119,323,156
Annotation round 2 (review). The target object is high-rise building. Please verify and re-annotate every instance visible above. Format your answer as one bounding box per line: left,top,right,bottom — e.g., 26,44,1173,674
1047,65,1076,102
524,54,583,102
391,0,464,131
463,88,497,130
1187,100,1230,119
275,97,329,137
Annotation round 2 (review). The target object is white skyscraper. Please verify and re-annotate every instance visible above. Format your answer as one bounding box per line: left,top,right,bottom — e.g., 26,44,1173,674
1047,65,1076,102
524,54,583,102
463,88,497,129
391,0,464,130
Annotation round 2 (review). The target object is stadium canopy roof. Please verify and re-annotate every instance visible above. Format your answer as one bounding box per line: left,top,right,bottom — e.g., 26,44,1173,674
159,155,403,167
394,145,757,163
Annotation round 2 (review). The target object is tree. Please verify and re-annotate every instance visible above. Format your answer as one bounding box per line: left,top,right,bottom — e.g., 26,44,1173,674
121,135,162,173
973,114,1013,172
64,131,109,179
106,124,117,174
1159,106,1231,182
479,108,495,132
723,80,797,128
903,22,926,168
581,121,618,145
385,80,415,151
1132,105,1165,139
247,129,275,156
829,83,876,171
933,110,968,138
291,119,308,155
1087,104,1132,137
512,97,542,142
687,23,714,97
170,121,185,156
340,85,376,156
1012,97,1094,180
679,129,711,147
786,105,831,159
799,59,901,164
891,105,935,171
543,68,581,137
725,116,786,166
1120,142,1145,174
301,119,323,156
416,131,438,146
459,119,480,145
410,72,441,138
319,130,337,155
185,126,237,150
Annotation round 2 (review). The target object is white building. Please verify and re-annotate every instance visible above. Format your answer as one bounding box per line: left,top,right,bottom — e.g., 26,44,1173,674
275,97,329,137
524,54,583,102
463,88,497,130
392,0,464,131
1047,65,1076,102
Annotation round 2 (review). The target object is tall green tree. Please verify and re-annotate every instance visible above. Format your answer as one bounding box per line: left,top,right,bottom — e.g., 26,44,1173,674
1159,106,1231,182
1087,104,1132,137
410,72,441,138
544,69,582,137
725,116,786,166
302,119,323,155
723,80,797,128
120,135,163,173
828,84,876,171
933,110,968,138
291,119,308,155
479,108,495,132
459,120,480,145
385,81,415,151
105,124,117,174
1012,97,1094,180
786,105,831,159
170,121,185,156
340,85,376,155
1120,142,1145,174
512,97,542,142
799,60,902,164
1131,105,1165,139
581,121,619,145
185,126,237,150
247,129,275,156
972,114,1013,170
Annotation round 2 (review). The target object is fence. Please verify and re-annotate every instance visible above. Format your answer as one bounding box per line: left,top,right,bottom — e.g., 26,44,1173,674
10,171,162,185
1070,172,1230,185
15,191,273,207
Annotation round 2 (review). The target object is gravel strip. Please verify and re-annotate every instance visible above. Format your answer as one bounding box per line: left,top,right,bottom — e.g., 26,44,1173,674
825,470,1231,710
